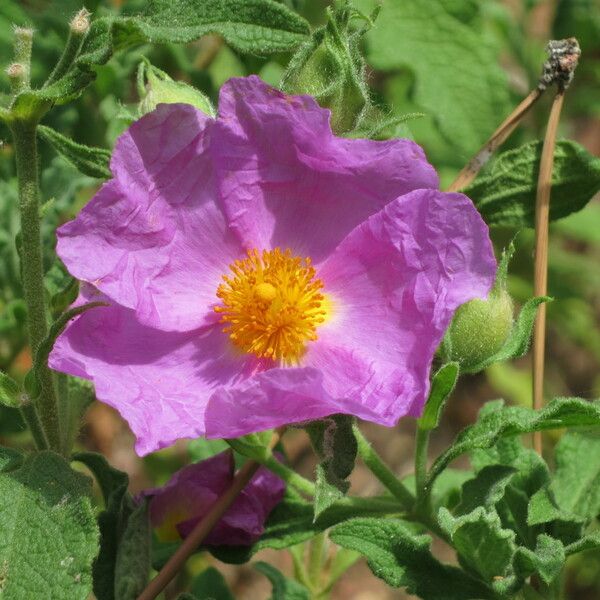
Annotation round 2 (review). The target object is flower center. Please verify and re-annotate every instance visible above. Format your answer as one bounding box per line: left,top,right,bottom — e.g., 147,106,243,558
215,248,328,363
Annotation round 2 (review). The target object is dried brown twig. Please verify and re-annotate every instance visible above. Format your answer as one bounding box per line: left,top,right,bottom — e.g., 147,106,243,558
532,38,580,454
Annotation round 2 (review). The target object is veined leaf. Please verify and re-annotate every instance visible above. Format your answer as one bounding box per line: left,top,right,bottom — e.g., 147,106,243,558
12,0,309,110
428,398,600,488
0,451,98,599
330,518,492,599
466,141,600,228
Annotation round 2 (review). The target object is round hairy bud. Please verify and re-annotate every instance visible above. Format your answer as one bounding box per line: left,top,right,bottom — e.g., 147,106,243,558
282,0,375,134
445,288,514,370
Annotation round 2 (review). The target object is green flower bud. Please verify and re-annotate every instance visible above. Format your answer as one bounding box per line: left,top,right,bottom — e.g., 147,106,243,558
282,0,377,134
444,288,514,370
443,243,518,371
137,62,215,118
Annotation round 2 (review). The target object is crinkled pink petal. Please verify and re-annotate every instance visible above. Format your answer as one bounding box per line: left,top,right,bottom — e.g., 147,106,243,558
204,189,495,436
145,450,285,546
49,287,268,455
213,76,439,262
309,188,496,422
56,103,242,332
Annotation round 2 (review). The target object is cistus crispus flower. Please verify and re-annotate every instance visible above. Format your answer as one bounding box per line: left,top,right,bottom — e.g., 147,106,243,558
49,75,496,455
141,450,285,545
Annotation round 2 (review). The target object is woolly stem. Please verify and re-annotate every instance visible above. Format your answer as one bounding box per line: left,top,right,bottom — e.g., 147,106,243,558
353,423,414,510
44,8,90,87
10,119,61,451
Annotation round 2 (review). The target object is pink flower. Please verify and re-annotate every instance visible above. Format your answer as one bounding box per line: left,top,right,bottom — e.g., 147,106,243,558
49,76,496,455
142,450,285,546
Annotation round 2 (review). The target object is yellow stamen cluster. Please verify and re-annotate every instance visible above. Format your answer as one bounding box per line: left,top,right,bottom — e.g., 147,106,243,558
215,248,327,363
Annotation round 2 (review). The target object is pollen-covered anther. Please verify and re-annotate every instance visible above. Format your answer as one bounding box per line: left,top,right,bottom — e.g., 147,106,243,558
215,248,328,363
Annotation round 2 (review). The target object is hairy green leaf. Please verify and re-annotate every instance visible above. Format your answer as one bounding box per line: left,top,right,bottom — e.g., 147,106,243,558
358,0,509,155
513,534,565,585
114,502,151,600
254,562,310,600
27,302,106,401
39,125,112,180
12,0,309,108
208,490,401,565
306,415,357,518
0,371,22,408
330,518,492,599
546,432,600,521
428,398,600,487
0,451,98,599
565,531,600,556
439,507,516,582
73,452,137,600
455,465,517,516
419,362,459,430
466,141,600,228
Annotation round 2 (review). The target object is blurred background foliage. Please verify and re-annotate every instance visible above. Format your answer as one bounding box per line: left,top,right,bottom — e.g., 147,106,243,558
1,0,599,597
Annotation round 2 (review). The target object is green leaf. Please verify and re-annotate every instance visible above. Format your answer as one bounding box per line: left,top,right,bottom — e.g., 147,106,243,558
439,507,516,582
306,415,357,518
418,362,459,430
208,490,401,565
254,562,310,600
38,125,112,180
0,447,24,472
471,430,550,548
454,465,517,516
428,398,600,488
545,432,600,521
465,141,600,228
74,452,141,600
12,1,309,107
282,0,373,134
565,531,600,556
113,502,151,600
358,0,509,155
513,534,565,585
330,518,492,599
189,567,234,600
459,296,551,374
0,451,99,599
28,301,106,400
0,371,22,408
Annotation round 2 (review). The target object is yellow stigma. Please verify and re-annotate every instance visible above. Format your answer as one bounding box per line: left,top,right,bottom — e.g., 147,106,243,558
215,248,328,363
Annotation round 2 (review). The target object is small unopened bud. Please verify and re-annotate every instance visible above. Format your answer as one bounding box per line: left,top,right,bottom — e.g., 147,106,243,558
14,27,34,42
70,8,91,36
6,62,25,80
137,62,215,117
282,0,375,134
445,289,514,370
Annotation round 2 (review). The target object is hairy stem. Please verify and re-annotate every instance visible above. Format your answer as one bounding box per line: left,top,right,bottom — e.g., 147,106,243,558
45,9,90,87
414,425,431,512
353,423,414,510
308,532,326,590
10,120,61,451
261,453,316,497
